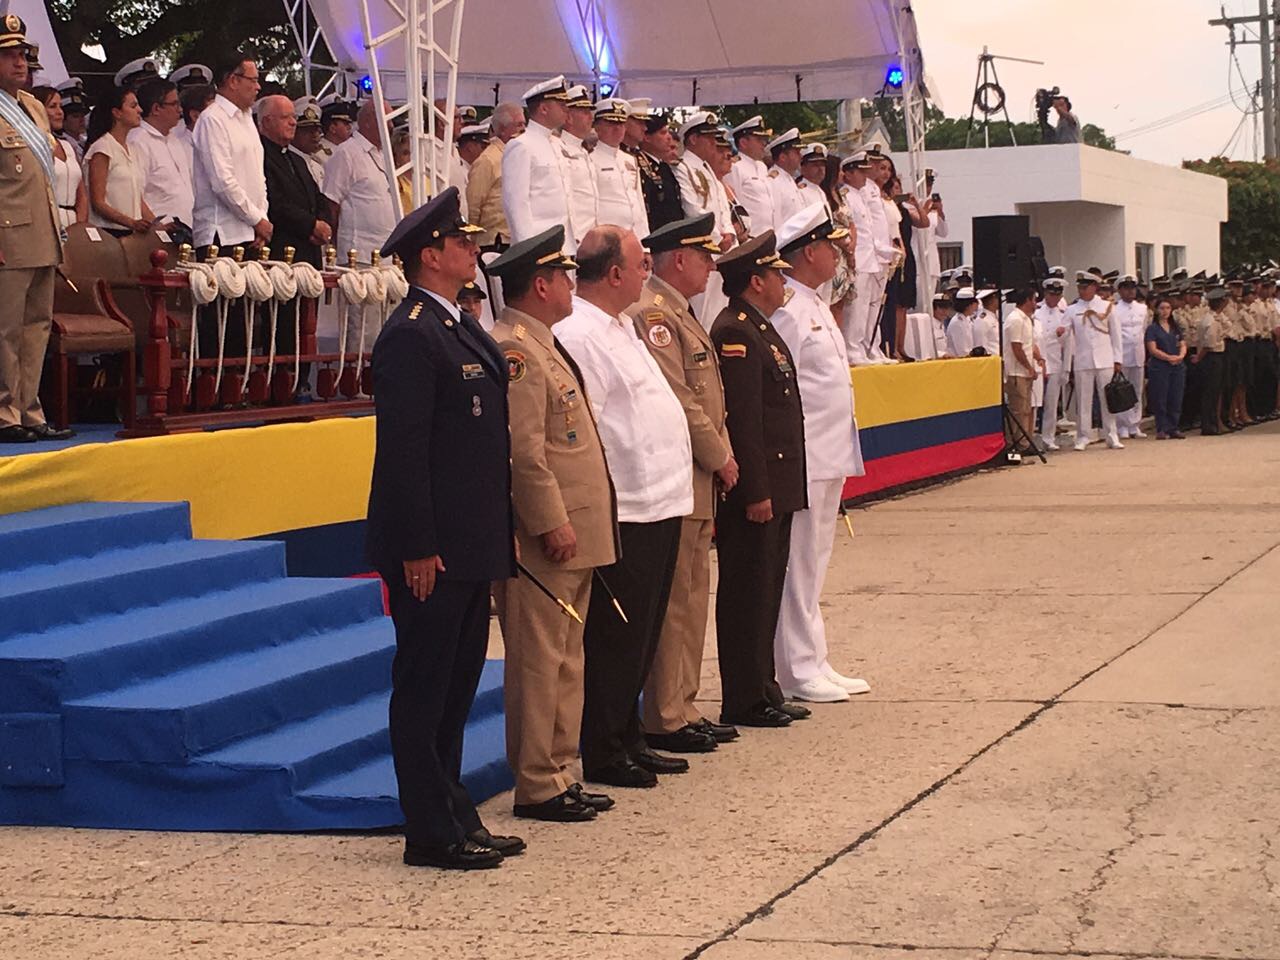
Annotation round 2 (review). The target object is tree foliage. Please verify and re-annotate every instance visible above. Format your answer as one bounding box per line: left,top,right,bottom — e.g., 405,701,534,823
1182,157,1280,270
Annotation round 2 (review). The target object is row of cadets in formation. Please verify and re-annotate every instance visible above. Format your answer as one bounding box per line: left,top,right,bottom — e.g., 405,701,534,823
364,189,870,870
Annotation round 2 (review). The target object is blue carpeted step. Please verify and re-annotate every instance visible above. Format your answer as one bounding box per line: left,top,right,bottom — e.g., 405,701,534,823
196,659,505,792
296,709,512,809
0,539,286,641
64,619,396,762
0,501,191,574
0,578,385,712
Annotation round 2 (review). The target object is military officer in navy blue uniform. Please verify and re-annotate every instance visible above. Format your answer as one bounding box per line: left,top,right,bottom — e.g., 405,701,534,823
710,231,811,728
366,187,523,870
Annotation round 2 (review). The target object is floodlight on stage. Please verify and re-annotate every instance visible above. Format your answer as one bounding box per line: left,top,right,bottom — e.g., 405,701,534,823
885,65,904,89
359,74,374,94
599,81,615,98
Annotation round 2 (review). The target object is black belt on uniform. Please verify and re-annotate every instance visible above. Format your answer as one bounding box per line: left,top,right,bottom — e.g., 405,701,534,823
58,204,76,210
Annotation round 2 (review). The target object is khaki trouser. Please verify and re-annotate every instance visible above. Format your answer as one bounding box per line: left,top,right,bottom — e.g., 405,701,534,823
0,265,54,428
1005,374,1034,445
496,566,592,805
643,516,713,734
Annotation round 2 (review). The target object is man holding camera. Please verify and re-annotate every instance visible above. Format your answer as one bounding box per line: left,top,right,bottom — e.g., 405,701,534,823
1050,92,1080,144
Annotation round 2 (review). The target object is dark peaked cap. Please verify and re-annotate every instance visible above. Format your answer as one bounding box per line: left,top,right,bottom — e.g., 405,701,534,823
643,214,722,255
379,187,482,260
715,230,790,282
485,225,578,277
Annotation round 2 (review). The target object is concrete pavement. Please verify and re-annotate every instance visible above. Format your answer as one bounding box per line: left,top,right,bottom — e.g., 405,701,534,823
2,425,1278,959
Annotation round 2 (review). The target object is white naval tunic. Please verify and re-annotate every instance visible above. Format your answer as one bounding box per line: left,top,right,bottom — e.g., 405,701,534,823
723,154,773,236
559,130,599,243
590,140,646,236
501,120,575,248
1113,297,1149,430
1067,295,1124,442
766,166,806,232
769,277,864,691
675,150,734,329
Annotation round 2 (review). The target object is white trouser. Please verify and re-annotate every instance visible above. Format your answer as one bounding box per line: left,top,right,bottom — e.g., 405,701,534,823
1119,363,1145,429
865,270,891,361
1042,369,1069,442
1075,366,1118,443
843,270,883,365
774,476,844,690
691,272,728,333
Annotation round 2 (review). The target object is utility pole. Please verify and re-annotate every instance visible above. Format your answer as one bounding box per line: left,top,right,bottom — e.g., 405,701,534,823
1210,1,1276,159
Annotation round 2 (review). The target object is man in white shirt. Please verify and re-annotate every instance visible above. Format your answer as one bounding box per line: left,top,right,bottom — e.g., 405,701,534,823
192,56,270,358
914,180,949,309
129,78,194,225
1035,277,1071,449
770,204,869,705
591,99,648,237
1113,275,1150,438
674,111,735,328
723,116,774,236
324,99,396,265
502,75,575,248
1002,288,1040,451
557,86,598,242
554,225,694,790
1066,271,1124,450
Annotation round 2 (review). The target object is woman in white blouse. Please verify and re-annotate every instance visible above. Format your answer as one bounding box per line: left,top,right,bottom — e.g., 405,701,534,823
85,86,154,235
33,85,87,229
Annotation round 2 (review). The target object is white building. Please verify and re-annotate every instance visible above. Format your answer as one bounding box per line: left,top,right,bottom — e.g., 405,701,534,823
893,143,1228,287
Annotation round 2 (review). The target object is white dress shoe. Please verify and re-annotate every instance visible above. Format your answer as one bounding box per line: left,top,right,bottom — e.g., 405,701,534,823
782,676,850,703
1131,428,1148,439
1042,439,1060,451
821,664,872,695
1073,439,1089,451
1106,435,1125,449
1117,427,1130,439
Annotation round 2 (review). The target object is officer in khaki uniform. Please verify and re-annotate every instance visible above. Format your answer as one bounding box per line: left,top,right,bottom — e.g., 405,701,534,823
1195,286,1229,435
0,15,70,443
1176,283,1206,429
626,214,740,753
487,225,619,823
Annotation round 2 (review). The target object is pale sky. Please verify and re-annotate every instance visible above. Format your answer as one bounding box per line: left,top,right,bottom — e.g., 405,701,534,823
913,0,1271,165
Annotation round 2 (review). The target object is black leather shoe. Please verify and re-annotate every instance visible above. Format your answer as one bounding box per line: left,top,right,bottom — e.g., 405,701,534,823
0,425,36,443
584,759,657,788
27,423,74,440
632,748,689,774
467,827,527,855
568,782,615,811
403,839,503,870
722,704,792,728
694,717,740,742
777,701,812,721
513,791,596,823
644,725,717,753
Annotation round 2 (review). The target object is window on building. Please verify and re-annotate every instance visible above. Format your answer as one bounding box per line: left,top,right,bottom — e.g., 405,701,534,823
938,242,963,272
1135,243,1154,283
1163,245,1186,275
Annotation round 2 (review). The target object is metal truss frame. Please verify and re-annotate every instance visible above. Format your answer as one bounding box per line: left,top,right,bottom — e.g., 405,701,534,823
281,0,342,98
573,0,619,96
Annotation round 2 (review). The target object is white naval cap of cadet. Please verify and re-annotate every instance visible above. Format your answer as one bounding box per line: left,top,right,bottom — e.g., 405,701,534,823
521,75,571,105
801,142,829,163
626,98,653,119
564,84,593,108
976,288,997,300
169,64,212,87
114,57,159,88
765,127,801,153
594,97,630,122
776,202,849,252
954,286,976,300
56,77,84,94
293,96,321,126
458,120,491,140
730,115,768,138
677,110,721,140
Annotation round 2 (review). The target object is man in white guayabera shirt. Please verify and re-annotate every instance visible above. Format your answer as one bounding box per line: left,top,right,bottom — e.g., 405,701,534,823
554,225,694,791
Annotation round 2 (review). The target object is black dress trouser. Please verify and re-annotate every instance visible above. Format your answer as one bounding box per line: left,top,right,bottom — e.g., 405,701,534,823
714,507,792,719
382,573,491,846
1200,352,1224,431
581,517,682,772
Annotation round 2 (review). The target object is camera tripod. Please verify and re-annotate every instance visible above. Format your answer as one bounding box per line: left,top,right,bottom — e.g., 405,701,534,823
965,47,1045,149
995,300,1047,464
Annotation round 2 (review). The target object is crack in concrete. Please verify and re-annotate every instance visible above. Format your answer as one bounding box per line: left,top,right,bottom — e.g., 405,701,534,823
729,934,1280,960
980,904,1042,958
680,539,1280,960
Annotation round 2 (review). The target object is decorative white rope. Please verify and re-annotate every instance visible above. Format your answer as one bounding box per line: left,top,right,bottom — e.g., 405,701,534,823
335,269,368,387
290,261,325,391
211,258,246,395
261,262,298,391
185,262,219,397
239,260,274,398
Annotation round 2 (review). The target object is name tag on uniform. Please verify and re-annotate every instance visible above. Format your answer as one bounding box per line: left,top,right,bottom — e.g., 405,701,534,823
567,429,578,444
691,351,708,363
560,388,578,404
461,363,485,380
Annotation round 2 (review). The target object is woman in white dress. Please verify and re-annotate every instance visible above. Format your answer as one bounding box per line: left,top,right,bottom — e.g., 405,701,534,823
33,85,87,229
84,85,153,236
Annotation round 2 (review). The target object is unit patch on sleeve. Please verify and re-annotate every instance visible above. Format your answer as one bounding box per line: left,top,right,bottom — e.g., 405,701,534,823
720,342,747,359
505,350,527,383
648,324,673,348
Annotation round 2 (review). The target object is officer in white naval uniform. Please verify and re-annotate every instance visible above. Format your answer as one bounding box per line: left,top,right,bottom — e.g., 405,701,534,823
1066,271,1124,450
674,111,735,329
764,128,806,230
501,75,576,247
723,116,774,236
290,97,327,191
559,85,599,243
860,147,899,363
769,204,868,703
1034,277,1071,449
946,287,980,358
973,290,1003,357
1112,274,1149,438
838,151,895,365
591,98,647,236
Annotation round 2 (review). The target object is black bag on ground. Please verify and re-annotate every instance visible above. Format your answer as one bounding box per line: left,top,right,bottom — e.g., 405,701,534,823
1105,370,1138,414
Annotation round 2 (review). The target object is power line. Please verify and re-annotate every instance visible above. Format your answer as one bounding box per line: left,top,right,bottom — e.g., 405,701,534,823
1112,93,1238,142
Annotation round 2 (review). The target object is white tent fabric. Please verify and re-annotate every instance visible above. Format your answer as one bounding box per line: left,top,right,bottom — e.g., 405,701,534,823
308,0,915,106
5,0,69,86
